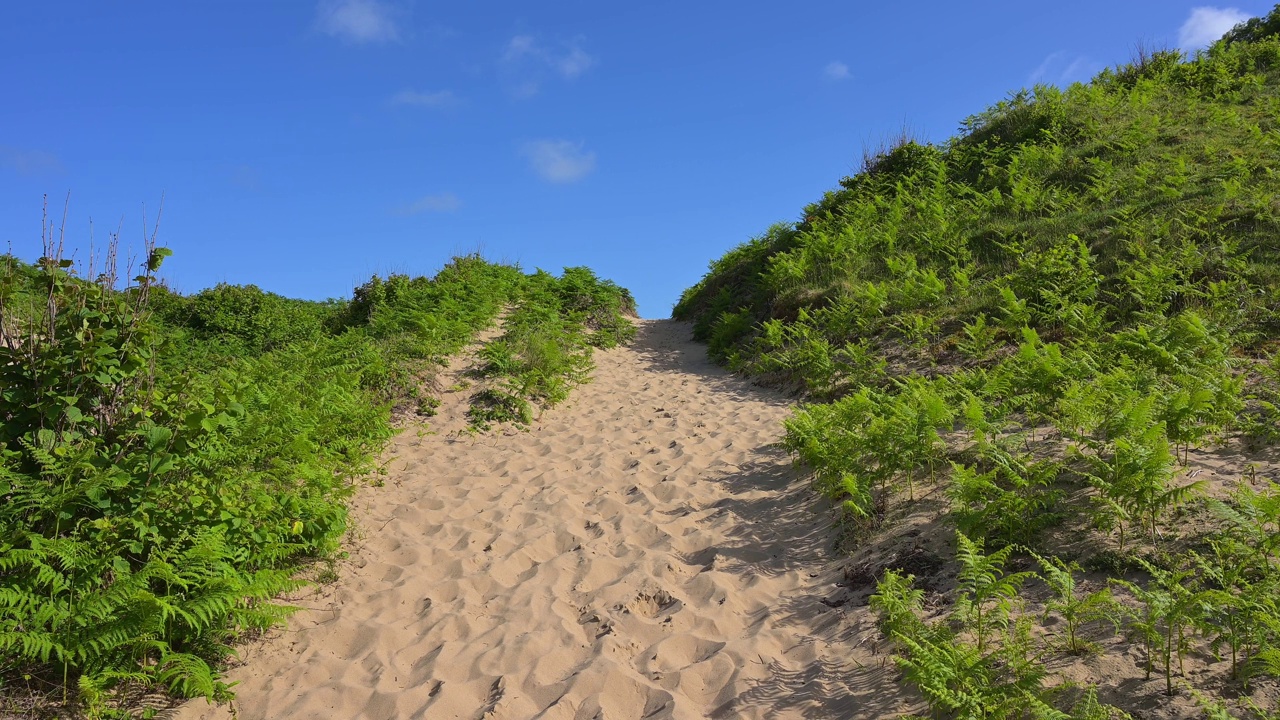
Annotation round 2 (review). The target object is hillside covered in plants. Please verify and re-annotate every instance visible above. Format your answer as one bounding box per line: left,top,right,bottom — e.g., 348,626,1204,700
676,9,1280,719
0,227,634,716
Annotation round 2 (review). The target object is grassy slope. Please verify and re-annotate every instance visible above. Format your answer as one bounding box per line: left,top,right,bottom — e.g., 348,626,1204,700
677,11,1280,719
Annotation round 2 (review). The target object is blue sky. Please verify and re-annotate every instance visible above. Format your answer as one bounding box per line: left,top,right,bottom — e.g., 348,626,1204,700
0,2,1271,317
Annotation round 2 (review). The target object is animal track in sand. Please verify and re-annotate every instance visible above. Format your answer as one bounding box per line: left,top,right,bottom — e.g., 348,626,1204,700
628,588,678,619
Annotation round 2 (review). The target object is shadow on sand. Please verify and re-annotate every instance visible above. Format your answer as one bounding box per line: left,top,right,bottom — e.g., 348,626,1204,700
627,320,797,408
631,321,923,717
692,447,926,718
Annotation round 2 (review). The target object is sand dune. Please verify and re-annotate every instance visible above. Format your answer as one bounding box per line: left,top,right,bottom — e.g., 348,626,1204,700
174,320,905,719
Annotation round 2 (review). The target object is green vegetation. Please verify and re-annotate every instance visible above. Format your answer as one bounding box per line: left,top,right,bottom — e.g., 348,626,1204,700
871,538,1120,720
679,7,1280,715
0,225,631,715
467,267,636,429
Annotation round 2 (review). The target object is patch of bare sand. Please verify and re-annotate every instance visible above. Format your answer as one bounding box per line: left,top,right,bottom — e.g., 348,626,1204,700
171,320,910,720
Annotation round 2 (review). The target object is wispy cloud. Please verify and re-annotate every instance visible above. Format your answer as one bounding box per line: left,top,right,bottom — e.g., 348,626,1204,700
315,0,399,44
824,61,851,80
0,146,63,176
504,35,538,63
557,47,594,79
501,35,595,96
397,192,461,215
1179,6,1251,50
1029,52,1102,86
389,89,458,108
521,140,596,184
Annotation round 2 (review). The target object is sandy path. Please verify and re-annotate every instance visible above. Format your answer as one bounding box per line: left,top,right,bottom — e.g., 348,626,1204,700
175,320,901,720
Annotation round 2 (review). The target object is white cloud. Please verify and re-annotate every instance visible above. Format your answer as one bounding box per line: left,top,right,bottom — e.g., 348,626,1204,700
1059,57,1094,82
521,140,596,184
502,35,595,87
824,61,851,80
1179,6,1251,49
389,89,458,108
504,35,538,62
397,192,461,214
1029,51,1064,83
1029,52,1101,86
315,0,399,44
0,146,62,176
558,47,595,79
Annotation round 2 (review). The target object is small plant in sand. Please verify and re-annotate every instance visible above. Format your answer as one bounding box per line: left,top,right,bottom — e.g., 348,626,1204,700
957,313,999,361
1112,559,1205,696
1032,553,1120,656
949,448,1063,548
1191,542,1276,684
1085,395,1203,550
871,552,1121,719
890,378,955,499
953,532,1034,655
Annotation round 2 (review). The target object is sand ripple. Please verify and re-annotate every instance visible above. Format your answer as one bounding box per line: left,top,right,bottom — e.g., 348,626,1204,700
173,320,898,719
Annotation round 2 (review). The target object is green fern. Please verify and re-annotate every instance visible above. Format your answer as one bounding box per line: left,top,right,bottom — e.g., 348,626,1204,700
1033,553,1121,655
953,532,1034,654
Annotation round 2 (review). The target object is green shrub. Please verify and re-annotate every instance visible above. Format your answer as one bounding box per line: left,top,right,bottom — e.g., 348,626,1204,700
707,308,754,361
163,283,333,354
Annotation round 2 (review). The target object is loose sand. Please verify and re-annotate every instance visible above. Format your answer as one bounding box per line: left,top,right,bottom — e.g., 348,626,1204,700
173,320,906,720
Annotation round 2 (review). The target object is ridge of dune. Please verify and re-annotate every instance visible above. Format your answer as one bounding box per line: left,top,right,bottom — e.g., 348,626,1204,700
173,319,906,720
